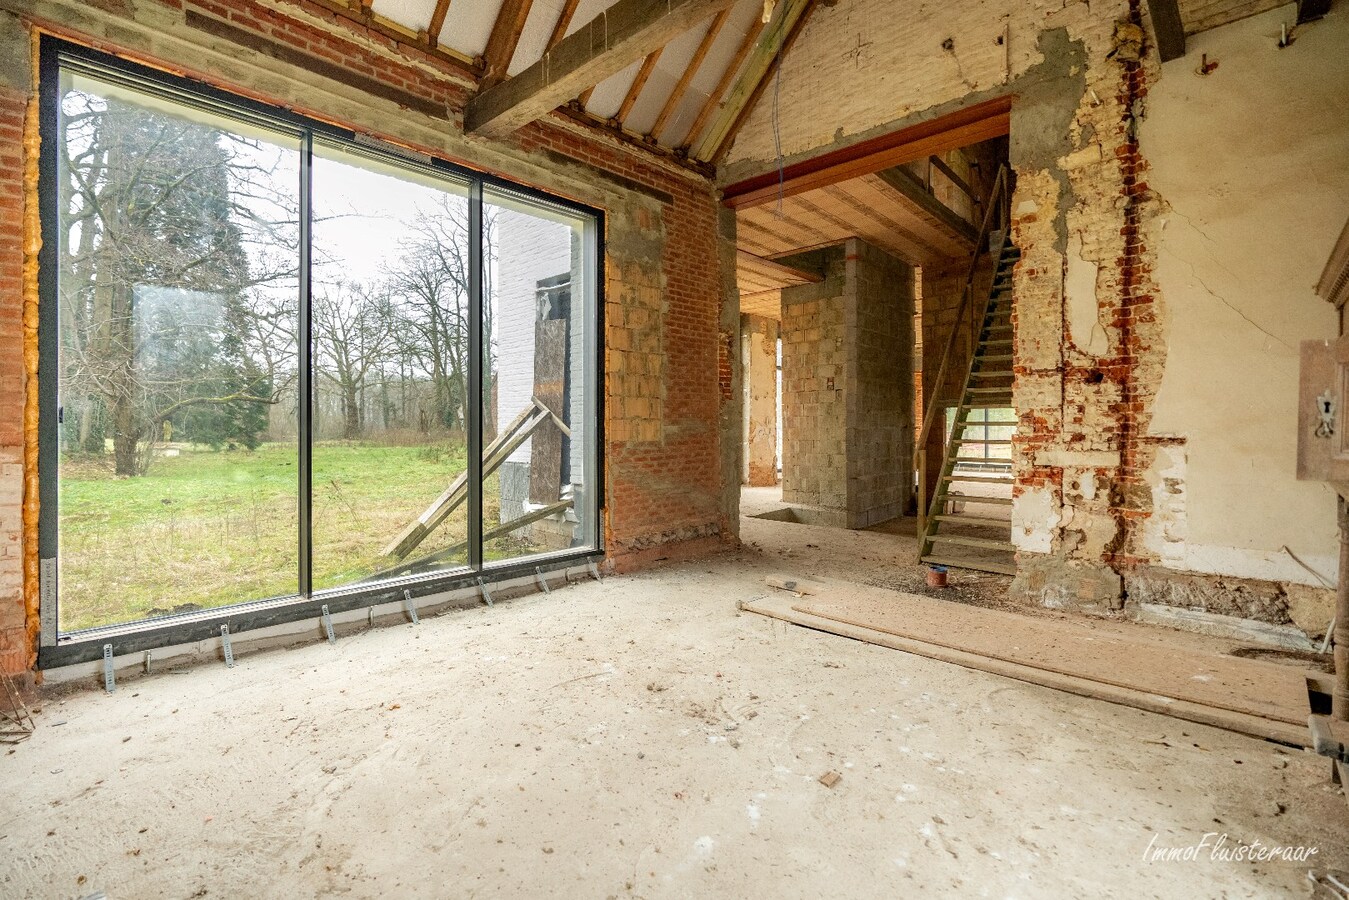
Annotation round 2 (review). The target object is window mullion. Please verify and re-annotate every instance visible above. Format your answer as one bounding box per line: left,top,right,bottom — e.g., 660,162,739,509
299,131,314,599
468,180,484,572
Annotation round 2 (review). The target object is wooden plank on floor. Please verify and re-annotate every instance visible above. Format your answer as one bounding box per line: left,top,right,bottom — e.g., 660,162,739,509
740,589,1311,747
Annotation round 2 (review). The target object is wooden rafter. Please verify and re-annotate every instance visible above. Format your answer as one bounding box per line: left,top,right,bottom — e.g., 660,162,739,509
426,0,452,49
305,0,481,77
680,14,763,154
693,0,816,162
466,0,740,137
649,8,729,143
547,0,583,49
615,48,664,125
481,0,537,89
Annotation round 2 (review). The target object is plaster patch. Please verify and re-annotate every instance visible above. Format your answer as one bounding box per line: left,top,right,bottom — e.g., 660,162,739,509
1064,233,1107,356
1140,443,1187,567
1012,486,1059,553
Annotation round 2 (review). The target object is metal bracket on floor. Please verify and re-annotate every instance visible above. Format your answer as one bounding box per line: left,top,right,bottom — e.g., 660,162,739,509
588,560,602,583
220,624,235,668
403,589,420,625
322,604,336,644
535,567,551,594
478,577,494,607
102,644,115,693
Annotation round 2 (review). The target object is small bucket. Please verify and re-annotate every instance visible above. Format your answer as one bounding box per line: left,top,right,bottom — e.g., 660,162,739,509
925,565,949,588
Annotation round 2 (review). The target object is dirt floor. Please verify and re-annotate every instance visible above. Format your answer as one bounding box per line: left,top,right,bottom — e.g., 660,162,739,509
2,494,1346,898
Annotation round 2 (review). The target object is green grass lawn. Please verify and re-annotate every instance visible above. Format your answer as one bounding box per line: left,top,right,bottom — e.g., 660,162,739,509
57,440,543,632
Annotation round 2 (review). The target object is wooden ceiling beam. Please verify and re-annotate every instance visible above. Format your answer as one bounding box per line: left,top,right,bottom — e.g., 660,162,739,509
680,15,763,154
648,8,729,143
720,96,1012,210
1148,0,1186,61
481,0,538,89
466,0,740,138
690,0,816,162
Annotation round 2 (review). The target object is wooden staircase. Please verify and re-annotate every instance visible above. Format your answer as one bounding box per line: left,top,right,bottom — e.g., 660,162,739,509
916,165,1018,577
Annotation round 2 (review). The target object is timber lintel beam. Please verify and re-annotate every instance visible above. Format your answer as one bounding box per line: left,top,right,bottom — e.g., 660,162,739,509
466,0,740,138
1148,0,1186,61
720,96,1012,210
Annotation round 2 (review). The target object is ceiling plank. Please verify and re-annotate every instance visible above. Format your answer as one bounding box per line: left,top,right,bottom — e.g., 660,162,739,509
466,0,741,138
481,0,538,89
691,0,816,162
546,0,583,49
1148,0,1186,61
681,15,764,153
721,96,1011,209
649,9,729,143
615,47,665,125
425,0,452,48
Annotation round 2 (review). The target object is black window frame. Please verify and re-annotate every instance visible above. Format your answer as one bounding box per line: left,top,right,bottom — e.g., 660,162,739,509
35,37,606,669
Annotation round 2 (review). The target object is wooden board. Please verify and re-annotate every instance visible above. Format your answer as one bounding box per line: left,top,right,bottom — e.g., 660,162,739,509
743,586,1312,747
530,319,567,505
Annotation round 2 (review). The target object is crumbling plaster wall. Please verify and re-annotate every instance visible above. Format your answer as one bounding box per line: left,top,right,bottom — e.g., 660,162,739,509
1134,5,1348,631
725,0,1346,632
0,0,740,677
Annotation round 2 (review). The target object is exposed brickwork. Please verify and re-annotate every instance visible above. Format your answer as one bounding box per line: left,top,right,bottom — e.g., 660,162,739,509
0,0,735,673
0,78,27,679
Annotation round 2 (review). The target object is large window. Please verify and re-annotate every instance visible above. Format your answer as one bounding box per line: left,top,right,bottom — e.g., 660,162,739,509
38,41,601,656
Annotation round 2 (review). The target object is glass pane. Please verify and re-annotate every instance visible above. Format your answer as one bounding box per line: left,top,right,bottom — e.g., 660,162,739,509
481,189,594,565
56,69,302,632
310,144,473,590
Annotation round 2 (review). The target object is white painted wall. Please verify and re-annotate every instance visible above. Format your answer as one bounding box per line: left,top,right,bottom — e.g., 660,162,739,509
494,209,572,465
1141,4,1349,586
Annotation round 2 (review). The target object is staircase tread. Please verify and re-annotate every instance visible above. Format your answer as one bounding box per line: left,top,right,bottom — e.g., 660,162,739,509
941,474,1013,485
934,494,1013,506
933,514,1012,527
921,554,1017,576
930,534,1016,550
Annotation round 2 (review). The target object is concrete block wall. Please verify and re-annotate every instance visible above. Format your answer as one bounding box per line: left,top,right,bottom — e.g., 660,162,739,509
781,256,848,515
781,241,914,528
0,0,739,677
845,240,914,526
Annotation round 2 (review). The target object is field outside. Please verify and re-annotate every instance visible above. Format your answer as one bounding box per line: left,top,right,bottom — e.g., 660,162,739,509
57,440,524,632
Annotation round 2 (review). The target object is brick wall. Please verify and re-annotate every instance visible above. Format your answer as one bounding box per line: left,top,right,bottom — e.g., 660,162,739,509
0,0,737,675
0,71,28,680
